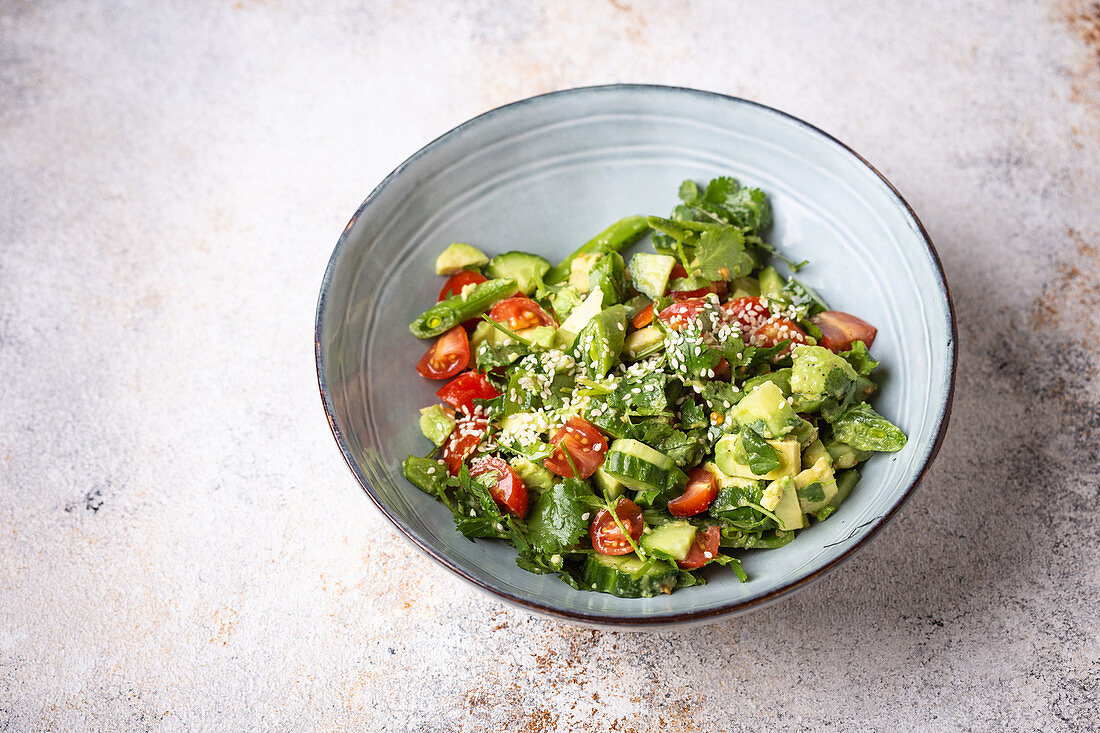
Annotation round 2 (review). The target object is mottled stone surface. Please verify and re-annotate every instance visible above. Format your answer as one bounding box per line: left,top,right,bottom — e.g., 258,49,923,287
2,1,1099,730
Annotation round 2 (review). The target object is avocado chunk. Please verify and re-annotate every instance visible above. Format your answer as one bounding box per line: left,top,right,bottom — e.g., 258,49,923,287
640,520,697,562
435,243,488,275
769,476,804,530
729,380,803,439
742,368,792,397
801,439,832,469
630,252,677,299
549,284,585,322
623,325,665,360
794,456,838,514
758,266,784,298
569,252,602,293
790,345,860,414
715,434,800,480
554,286,605,348
509,456,555,492
823,437,872,469
418,405,456,447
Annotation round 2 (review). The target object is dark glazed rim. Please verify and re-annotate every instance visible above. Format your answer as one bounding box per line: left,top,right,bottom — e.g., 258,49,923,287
314,84,958,627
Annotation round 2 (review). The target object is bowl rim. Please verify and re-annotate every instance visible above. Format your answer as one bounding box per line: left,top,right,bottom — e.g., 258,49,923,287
315,83,958,626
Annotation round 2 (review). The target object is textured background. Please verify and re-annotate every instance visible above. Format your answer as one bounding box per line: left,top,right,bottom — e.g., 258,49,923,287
2,1,1099,730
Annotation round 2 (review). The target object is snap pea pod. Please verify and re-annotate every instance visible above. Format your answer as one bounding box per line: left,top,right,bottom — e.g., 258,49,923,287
543,215,650,285
409,278,518,338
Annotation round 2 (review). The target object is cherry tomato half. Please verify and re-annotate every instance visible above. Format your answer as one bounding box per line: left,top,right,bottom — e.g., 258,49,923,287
721,296,771,339
667,467,719,518
415,326,470,380
669,263,689,281
632,302,655,329
812,310,877,352
438,270,487,301
488,297,556,331
441,414,488,475
750,317,809,354
436,371,501,414
590,498,644,555
470,455,528,518
658,297,708,332
543,417,608,479
677,526,721,569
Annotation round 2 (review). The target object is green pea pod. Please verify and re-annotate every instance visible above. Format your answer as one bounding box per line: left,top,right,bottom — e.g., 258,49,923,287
409,278,518,338
543,216,650,285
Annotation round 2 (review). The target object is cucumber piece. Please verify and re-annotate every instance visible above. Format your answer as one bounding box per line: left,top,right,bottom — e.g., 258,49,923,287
486,251,551,296
594,466,626,500
509,456,555,492
729,275,761,299
435,243,488,275
829,468,861,509
640,520,697,561
588,252,629,306
609,439,675,470
582,553,678,598
824,437,872,469
758,266,784,298
602,451,673,493
629,252,677,299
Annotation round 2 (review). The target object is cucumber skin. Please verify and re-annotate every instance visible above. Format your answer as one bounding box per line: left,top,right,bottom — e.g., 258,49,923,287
603,451,672,492
582,554,678,598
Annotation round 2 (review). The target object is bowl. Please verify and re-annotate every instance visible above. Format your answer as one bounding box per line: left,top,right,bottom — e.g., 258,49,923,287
315,85,956,628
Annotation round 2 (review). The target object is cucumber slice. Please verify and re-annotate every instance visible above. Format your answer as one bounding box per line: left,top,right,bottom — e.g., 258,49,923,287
582,553,678,598
640,520,697,561
593,467,626,500
486,251,551,295
609,439,675,470
602,451,673,493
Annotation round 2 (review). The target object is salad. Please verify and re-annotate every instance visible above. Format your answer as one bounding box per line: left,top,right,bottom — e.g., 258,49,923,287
402,176,906,598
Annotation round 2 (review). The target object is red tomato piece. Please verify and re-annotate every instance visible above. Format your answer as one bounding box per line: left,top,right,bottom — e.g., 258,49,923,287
812,310,877,351
667,467,719,518
470,455,528,518
438,270,487,301
632,302,655,329
713,358,731,381
436,371,501,414
670,281,726,301
669,263,689,281
441,414,488,475
590,498,644,555
488,297,556,331
543,417,608,479
677,526,721,569
750,317,809,354
657,297,708,332
720,296,772,339
414,326,470,380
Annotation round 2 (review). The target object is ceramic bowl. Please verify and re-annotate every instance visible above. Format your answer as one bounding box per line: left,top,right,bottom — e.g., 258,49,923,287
315,85,956,628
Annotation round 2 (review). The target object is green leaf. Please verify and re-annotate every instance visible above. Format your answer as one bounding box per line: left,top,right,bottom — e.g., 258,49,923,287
703,176,740,205
781,277,829,316
839,340,879,376
693,227,752,281
525,479,594,554
831,402,907,452
740,428,781,474
678,179,702,205
797,481,826,503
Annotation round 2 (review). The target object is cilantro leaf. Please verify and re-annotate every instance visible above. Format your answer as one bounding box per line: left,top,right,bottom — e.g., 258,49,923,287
797,481,826,504
693,227,752,281
740,428,781,474
525,479,594,554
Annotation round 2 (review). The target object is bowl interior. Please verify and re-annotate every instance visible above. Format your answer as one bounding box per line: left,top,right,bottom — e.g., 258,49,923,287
317,86,954,624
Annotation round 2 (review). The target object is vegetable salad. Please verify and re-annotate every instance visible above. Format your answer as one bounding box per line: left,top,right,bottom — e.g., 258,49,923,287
402,176,906,598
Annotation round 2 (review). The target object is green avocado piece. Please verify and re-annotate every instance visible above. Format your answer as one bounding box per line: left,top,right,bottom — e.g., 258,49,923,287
435,243,488,275
729,380,803,439
418,405,456,447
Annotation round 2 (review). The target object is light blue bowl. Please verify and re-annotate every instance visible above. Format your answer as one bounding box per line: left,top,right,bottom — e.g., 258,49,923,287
315,85,956,628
